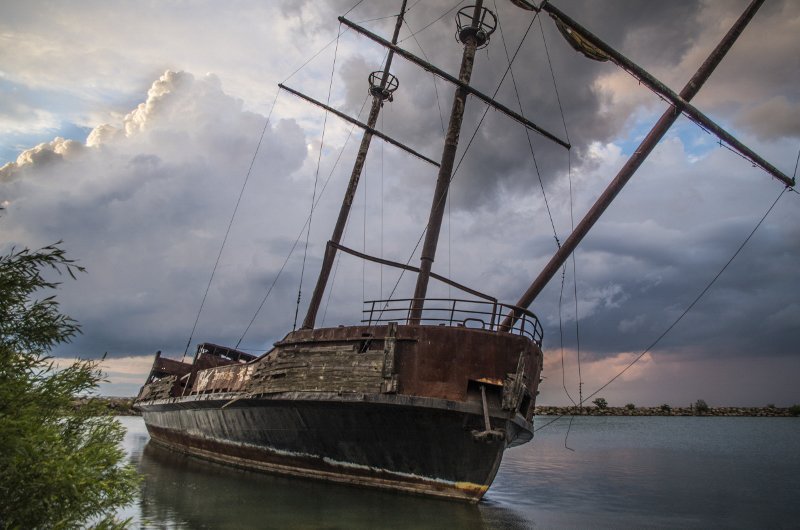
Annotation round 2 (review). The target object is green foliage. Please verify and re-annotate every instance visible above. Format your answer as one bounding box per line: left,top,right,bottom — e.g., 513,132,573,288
660,404,671,412
789,405,800,417
0,243,140,529
592,397,608,410
766,403,776,409
695,399,709,413
625,403,635,410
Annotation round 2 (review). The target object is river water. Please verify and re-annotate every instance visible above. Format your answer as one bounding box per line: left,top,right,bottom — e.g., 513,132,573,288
117,415,800,528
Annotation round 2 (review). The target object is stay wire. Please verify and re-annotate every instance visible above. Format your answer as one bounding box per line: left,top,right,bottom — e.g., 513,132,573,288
536,11,583,410
398,0,466,43
581,186,787,406
538,15,570,145
558,263,576,406
182,90,281,361
379,6,540,317
293,25,342,331
342,0,364,18
404,19,447,139
236,92,372,348
535,185,788,432
494,0,559,246
357,0,424,24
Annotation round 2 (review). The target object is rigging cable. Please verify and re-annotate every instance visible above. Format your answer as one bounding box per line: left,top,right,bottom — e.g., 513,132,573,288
293,25,342,331
401,15,450,296
377,6,541,319
181,89,281,362
493,0,559,246
536,8,578,446
534,185,790,433
236,92,372,348
381,110,385,299
398,0,466,44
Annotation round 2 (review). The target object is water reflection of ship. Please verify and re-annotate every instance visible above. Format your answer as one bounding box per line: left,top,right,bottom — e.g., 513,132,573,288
138,441,530,530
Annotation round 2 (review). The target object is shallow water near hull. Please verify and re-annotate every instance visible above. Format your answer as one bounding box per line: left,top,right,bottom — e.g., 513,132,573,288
117,415,800,528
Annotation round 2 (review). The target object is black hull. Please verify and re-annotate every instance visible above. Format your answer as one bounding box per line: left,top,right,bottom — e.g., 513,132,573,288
138,392,533,502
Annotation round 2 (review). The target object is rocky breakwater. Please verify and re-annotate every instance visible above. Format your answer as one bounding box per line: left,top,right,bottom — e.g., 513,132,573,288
72,397,141,416
534,406,800,417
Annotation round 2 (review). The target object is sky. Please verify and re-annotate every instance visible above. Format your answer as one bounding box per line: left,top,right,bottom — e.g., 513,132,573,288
1,0,798,406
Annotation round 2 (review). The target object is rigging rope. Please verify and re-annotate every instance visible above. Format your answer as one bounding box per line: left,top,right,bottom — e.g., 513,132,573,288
398,0,466,44
378,4,541,316
403,19,448,139
293,25,342,331
535,186,789,433
236,91,372,348
494,0,559,246
181,89,281,361
535,9,585,411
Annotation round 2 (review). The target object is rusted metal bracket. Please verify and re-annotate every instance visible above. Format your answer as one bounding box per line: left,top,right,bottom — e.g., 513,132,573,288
473,385,506,443
279,84,440,167
338,16,571,150
539,2,792,187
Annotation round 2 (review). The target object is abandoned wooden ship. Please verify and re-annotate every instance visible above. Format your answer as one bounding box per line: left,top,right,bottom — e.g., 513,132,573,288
135,0,790,503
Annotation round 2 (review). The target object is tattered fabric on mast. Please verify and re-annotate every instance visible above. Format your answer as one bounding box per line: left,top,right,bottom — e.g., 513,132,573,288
502,0,773,329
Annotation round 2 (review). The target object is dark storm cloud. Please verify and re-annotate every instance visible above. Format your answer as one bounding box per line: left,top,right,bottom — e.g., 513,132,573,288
1,0,797,401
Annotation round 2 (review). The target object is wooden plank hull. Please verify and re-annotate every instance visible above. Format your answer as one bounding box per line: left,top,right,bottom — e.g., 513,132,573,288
135,324,542,502
138,393,532,503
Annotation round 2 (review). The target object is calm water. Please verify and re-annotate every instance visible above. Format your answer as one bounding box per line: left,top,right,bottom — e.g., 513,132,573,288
117,415,800,529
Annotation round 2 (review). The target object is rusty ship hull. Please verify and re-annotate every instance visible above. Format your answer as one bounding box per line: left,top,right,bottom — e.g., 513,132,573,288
135,320,542,502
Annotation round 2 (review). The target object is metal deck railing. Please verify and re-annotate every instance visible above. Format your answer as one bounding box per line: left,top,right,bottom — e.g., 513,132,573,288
362,298,543,345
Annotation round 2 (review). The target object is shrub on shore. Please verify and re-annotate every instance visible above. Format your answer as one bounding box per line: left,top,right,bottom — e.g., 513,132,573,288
0,243,139,529
592,398,608,410
625,403,635,410
695,399,709,413
789,405,800,417
660,404,671,412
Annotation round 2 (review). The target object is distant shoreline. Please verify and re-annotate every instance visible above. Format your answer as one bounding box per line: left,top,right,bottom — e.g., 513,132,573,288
79,398,799,418
534,405,799,417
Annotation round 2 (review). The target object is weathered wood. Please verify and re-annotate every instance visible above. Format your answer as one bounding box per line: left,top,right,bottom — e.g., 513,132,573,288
502,353,526,410
280,85,440,168
331,241,496,302
138,375,178,401
382,322,399,393
246,350,386,395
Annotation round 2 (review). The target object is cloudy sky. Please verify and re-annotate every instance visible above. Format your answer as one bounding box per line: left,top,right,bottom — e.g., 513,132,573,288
1,0,798,406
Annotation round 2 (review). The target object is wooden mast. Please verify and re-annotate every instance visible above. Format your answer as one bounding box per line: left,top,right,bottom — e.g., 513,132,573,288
501,0,767,330
409,1,491,324
302,0,408,330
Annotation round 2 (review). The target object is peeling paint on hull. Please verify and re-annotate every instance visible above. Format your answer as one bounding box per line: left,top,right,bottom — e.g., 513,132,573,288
139,395,530,503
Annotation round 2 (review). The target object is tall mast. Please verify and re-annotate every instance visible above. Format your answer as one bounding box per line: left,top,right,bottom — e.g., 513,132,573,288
302,0,408,330
409,1,495,324
501,0,766,330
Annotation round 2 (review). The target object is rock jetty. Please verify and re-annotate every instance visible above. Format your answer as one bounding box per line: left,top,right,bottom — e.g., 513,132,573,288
72,397,140,416
534,406,799,417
